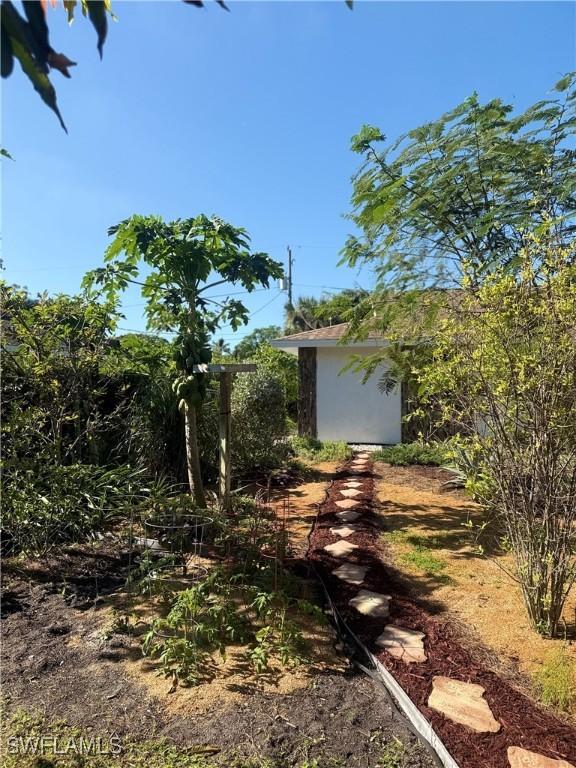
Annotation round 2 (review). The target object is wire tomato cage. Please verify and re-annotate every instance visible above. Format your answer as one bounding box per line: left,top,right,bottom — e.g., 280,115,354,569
129,510,213,596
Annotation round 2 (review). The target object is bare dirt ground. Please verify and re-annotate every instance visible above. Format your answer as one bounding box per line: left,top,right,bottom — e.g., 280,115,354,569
374,462,576,705
1,472,435,768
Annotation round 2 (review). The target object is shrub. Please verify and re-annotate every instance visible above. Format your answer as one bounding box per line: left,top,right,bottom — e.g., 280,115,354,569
291,436,353,462
231,369,288,472
418,232,576,636
372,441,449,466
2,464,146,554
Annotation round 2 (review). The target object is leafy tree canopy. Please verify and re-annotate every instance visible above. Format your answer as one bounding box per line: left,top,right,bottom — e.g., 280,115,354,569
234,325,282,360
339,73,576,377
283,288,369,335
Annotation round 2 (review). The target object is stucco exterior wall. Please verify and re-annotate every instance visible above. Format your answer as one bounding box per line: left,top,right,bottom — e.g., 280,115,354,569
316,347,401,444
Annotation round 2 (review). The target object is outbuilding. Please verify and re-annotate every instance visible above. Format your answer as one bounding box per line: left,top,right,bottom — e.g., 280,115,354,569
271,323,402,445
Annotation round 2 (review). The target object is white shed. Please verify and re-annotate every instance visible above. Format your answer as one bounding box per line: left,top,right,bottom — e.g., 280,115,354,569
271,323,402,445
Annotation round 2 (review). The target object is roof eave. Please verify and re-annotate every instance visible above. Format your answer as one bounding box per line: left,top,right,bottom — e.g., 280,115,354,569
271,338,386,350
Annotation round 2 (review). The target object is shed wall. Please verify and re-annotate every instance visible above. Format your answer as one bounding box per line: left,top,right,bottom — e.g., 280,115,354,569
316,347,401,444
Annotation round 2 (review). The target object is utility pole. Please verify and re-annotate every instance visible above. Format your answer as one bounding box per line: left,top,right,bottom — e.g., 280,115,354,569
287,245,293,308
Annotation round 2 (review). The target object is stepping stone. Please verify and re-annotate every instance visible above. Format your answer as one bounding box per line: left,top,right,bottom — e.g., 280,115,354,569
332,563,368,585
356,453,370,459
343,480,362,488
428,676,500,733
335,509,361,522
340,488,362,498
330,524,358,538
324,540,358,557
349,589,391,618
508,747,575,768
335,499,361,509
376,624,427,664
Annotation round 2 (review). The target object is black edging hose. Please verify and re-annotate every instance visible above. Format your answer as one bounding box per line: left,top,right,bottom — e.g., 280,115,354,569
305,474,446,768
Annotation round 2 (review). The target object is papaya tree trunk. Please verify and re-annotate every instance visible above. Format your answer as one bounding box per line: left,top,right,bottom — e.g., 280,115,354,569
184,398,206,508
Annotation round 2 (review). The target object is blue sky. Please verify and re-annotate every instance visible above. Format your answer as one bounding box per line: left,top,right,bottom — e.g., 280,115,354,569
3,0,575,344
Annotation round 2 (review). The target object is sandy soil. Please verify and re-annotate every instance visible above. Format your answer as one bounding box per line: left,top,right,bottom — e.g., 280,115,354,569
374,462,576,687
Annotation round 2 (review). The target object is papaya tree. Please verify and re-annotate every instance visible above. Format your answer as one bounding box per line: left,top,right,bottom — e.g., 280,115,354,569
83,214,283,507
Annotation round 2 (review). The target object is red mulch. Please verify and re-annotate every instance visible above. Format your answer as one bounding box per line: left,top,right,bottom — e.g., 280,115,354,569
307,460,576,768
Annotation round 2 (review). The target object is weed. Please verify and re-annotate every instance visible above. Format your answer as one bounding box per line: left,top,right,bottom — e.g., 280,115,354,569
377,738,405,767
401,547,447,575
534,646,576,712
382,530,410,545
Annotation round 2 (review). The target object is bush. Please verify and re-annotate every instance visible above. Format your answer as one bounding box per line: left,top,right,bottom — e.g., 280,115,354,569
372,441,449,466
2,464,147,554
418,232,576,636
291,436,352,462
231,369,288,472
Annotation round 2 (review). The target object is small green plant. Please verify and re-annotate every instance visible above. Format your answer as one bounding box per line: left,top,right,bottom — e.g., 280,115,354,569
401,547,448,576
248,592,306,673
377,738,405,768
534,646,576,713
372,442,449,467
291,437,352,462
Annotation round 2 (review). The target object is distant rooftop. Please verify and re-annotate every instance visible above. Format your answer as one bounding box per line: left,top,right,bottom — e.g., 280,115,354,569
271,322,385,352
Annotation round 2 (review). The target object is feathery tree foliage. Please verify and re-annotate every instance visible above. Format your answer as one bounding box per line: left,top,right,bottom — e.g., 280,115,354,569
341,73,576,359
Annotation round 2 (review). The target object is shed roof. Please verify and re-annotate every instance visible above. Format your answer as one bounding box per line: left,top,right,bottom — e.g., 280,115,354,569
271,322,385,353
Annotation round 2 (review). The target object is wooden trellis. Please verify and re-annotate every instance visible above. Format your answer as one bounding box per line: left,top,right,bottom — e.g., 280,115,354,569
192,363,257,509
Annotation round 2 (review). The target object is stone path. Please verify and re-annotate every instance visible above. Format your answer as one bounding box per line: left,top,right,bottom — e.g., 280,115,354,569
316,452,575,767
376,624,427,664
428,676,500,733
332,563,368,585
324,540,358,557
508,747,575,768
335,509,362,523
330,524,358,538
335,498,360,509
349,589,391,618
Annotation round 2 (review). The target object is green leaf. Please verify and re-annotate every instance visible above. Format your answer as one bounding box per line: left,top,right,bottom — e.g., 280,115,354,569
1,148,14,160
64,1,78,24
87,0,108,58
1,22,14,77
2,3,67,131
554,73,574,93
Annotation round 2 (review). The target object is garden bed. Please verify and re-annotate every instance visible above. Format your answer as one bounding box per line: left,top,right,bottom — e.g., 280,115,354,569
307,457,576,768
1,506,434,767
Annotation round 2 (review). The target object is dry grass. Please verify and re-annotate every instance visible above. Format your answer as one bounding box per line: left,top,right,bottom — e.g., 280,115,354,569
374,462,576,713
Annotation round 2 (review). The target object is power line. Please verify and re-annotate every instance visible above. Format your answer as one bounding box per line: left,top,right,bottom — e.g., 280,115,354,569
250,291,283,316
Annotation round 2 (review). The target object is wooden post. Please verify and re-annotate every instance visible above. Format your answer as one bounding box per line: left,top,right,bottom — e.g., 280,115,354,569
219,372,233,510
191,364,256,510
298,347,317,438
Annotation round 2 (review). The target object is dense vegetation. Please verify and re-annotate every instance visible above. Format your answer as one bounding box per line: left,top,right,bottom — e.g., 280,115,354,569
342,73,576,637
